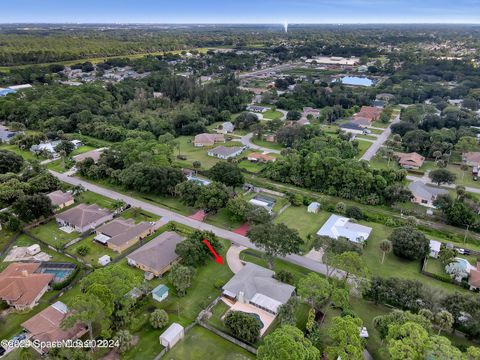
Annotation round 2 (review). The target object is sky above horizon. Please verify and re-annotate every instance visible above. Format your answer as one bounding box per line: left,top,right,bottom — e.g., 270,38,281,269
1,0,480,24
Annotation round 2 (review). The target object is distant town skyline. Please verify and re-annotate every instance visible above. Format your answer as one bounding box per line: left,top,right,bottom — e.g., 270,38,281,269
1,0,480,24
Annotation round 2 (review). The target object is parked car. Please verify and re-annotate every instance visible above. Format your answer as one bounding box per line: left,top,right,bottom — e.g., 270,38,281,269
0,346,6,357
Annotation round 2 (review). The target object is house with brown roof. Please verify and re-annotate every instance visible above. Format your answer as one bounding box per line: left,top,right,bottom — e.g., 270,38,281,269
0,263,54,310
193,133,225,147
94,218,164,253
462,152,480,167
47,190,74,209
396,152,425,169
55,203,113,233
247,153,276,163
353,106,382,123
127,232,185,277
22,301,88,354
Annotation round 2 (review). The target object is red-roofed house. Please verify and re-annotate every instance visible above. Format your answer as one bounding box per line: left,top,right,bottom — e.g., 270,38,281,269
0,263,54,310
396,152,425,169
247,153,276,163
353,106,382,123
469,262,480,291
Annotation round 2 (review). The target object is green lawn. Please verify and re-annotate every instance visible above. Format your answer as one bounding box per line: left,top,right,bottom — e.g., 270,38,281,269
371,120,389,128
0,144,41,161
355,139,372,159
274,206,331,252
445,163,480,190
26,220,80,249
46,159,71,173
70,145,97,156
238,160,266,173
166,326,254,360
250,137,284,151
77,190,116,210
174,136,244,170
205,208,243,231
66,234,118,265
262,109,283,120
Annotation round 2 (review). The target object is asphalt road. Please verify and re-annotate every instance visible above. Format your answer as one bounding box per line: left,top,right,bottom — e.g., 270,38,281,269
360,115,400,161
50,170,346,279
240,133,281,154
406,174,480,194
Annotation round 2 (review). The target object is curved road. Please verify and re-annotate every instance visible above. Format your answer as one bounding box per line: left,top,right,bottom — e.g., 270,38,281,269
49,170,345,279
240,133,281,154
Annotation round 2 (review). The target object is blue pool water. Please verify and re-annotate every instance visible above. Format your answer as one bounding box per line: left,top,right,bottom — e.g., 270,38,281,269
40,268,73,282
340,76,374,87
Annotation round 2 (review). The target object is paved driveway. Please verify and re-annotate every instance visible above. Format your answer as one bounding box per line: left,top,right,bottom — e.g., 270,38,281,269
360,115,400,161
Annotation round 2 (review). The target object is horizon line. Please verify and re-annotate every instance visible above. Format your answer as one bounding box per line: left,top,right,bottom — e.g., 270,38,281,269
1,22,480,25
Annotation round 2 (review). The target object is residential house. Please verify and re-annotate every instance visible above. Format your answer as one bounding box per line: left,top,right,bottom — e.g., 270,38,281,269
207,146,244,160
222,263,295,315
396,152,425,169
217,122,234,134
302,107,321,119
408,181,449,208
296,118,311,126
55,203,113,233
72,148,104,163
429,240,442,258
30,141,62,156
340,122,365,135
127,231,185,277
160,323,185,350
246,105,269,113
47,190,74,209
0,263,54,310
469,262,480,291
316,214,372,244
21,301,88,354
71,139,83,148
249,195,276,213
247,152,276,163
264,134,276,143
372,100,386,108
152,284,169,302
353,106,382,123
0,126,22,144
193,133,225,147
94,218,161,253
307,202,320,214
462,152,480,167
351,118,372,128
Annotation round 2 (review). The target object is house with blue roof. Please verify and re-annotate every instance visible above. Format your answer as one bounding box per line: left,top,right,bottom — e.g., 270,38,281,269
152,284,169,302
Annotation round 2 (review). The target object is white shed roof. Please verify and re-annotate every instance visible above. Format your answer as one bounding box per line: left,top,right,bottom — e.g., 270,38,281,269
429,240,442,252
160,323,184,343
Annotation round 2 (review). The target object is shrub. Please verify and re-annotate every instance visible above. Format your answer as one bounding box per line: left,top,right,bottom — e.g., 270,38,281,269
76,245,90,256
345,206,363,220
150,309,169,329
224,311,260,343
274,270,295,285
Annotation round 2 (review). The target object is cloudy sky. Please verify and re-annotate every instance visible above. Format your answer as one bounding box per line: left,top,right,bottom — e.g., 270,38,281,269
2,0,480,23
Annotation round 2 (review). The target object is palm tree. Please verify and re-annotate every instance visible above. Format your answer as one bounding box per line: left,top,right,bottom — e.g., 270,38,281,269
379,239,392,264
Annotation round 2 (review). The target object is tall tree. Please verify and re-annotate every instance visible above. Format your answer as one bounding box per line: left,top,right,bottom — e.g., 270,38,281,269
208,162,244,189
379,239,393,264
247,222,302,268
297,273,332,309
326,315,365,360
169,264,195,296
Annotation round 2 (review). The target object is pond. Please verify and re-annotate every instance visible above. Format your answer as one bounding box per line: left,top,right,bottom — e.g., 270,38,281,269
340,76,374,87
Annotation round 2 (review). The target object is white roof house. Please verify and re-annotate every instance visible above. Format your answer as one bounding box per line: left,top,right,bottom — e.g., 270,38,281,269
307,202,320,214
159,323,184,350
98,255,111,267
316,214,372,244
429,240,442,258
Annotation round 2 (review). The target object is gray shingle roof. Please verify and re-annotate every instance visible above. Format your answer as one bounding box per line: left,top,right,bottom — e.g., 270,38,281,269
408,181,449,199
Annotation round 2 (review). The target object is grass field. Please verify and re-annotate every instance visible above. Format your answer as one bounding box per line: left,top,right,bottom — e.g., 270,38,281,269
355,139,372,158
262,109,283,120
166,326,254,360
274,206,331,252
0,144,41,161
250,137,284,151
27,220,80,248
238,160,265,173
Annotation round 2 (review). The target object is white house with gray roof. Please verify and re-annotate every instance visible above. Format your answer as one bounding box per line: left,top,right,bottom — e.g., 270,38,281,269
408,181,449,208
207,146,244,160
316,214,372,244
222,263,295,315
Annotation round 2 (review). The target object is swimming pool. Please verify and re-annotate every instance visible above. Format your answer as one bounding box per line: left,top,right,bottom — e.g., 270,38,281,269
37,262,76,283
340,76,374,87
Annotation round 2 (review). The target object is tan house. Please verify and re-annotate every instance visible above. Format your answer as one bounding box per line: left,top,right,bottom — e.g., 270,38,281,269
22,301,88,354
94,218,164,253
462,152,480,167
396,152,425,169
47,190,74,209
55,203,113,233
0,263,54,310
127,231,184,276
193,133,225,147
408,181,449,208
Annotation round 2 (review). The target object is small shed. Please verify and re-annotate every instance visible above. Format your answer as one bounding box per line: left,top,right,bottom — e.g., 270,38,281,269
98,255,111,267
159,323,184,350
429,240,442,258
152,284,169,302
307,202,320,214
27,244,41,256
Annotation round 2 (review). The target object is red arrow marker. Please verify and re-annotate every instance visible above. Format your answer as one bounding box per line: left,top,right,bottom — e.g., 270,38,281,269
203,239,223,265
